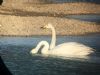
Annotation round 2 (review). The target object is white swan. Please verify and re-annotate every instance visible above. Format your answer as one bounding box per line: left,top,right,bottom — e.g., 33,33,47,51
30,23,94,58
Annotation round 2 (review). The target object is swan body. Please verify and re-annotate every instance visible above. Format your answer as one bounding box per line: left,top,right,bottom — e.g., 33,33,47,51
30,23,94,58
49,42,93,56
30,41,94,57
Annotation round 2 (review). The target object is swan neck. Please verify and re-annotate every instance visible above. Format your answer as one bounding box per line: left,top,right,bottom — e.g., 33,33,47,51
41,41,49,54
33,41,48,53
34,41,44,53
50,26,56,49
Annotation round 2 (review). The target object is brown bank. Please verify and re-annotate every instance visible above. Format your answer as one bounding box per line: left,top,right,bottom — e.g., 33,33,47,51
0,2,100,36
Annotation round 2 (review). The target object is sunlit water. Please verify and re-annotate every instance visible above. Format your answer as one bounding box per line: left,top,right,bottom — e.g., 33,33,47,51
0,34,100,75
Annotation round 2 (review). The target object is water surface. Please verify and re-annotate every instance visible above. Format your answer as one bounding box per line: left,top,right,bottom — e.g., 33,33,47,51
49,0,100,4
65,15,100,23
0,34,100,75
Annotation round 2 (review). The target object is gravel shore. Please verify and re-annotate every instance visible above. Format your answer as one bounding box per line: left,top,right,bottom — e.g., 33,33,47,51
0,2,100,36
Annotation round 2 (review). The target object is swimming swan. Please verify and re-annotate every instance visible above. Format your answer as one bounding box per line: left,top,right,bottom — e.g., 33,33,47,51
30,23,94,57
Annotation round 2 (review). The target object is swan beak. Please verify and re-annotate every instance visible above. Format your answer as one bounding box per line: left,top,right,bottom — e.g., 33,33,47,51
30,50,35,55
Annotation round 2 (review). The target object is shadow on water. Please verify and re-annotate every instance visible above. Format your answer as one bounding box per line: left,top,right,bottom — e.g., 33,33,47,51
48,0,100,4
65,15,100,23
0,34,100,75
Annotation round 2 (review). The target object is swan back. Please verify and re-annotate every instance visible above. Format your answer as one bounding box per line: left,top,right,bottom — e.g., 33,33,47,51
49,42,94,56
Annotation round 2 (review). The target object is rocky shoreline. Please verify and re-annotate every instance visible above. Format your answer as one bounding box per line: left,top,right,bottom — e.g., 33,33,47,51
0,2,100,36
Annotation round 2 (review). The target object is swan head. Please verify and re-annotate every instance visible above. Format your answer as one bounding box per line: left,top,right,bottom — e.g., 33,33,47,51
41,23,53,29
30,49,37,54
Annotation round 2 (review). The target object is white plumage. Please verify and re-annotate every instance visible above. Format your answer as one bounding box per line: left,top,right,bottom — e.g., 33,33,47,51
30,23,94,58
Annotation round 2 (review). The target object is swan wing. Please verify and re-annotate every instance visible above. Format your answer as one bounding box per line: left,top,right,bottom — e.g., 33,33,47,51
50,42,94,56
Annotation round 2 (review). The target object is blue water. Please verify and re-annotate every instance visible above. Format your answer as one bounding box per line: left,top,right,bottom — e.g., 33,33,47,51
65,15,100,23
49,0,100,4
0,34,100,75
